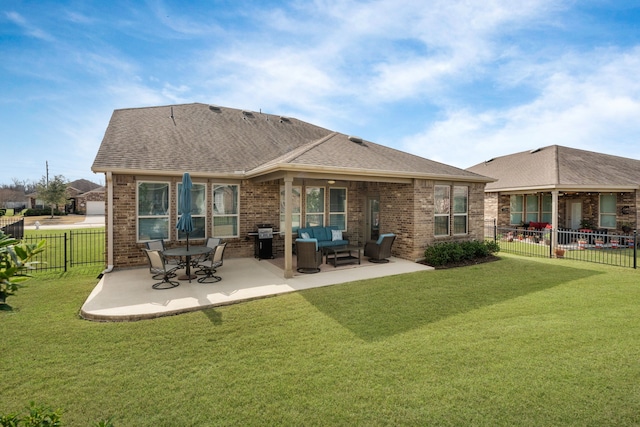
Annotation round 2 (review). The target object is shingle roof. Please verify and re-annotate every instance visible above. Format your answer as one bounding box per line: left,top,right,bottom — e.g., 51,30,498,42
466,145,640,191
93,103,489,182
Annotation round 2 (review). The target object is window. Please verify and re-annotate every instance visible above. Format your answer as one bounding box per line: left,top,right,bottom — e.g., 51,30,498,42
213,184,239,237
526,195,539,223
305,187,325,227
280,186,301,232
137,181,169,241
510,195,523,225
434,185,450,236
177,182,206,240
453,186,468,235
329,188,347,230
541,194,552,223
600,194,617,228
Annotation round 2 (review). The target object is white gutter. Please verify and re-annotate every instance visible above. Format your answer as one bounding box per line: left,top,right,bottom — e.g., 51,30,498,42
97,171,114,279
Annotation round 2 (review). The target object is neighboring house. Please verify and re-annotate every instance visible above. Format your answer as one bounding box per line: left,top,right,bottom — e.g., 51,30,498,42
467,145,639,234
27,179,104,214
92,103,492,277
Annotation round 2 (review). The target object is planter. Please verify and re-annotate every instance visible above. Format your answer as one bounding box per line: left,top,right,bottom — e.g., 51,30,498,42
578,240,587,250
595,239,604,249
554,249,565,258
610,239,619,249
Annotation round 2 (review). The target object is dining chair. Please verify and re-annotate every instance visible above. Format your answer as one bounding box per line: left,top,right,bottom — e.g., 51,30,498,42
197,242,227,283
142,249,180,289
146,239,183,269
195,237,222,274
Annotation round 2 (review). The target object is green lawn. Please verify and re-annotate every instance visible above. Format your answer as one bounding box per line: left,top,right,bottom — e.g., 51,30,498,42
2,254,640,426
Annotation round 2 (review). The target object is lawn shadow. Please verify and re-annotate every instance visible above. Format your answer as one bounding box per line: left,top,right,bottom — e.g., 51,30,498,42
301,258,602,341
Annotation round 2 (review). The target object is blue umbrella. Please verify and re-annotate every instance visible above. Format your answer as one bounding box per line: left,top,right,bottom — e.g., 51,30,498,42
176,172,194,249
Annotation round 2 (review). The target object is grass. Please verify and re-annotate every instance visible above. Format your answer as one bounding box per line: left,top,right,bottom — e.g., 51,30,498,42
2,255,640,425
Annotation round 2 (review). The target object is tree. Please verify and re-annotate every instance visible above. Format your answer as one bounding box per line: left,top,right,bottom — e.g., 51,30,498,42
35,174,68,218
0,230,45,306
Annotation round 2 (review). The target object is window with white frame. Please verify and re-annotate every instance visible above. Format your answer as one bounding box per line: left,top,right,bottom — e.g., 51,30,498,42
213,184,239,237
600,194,617,228
177,182,206,240
305,187,325,227
137,181,170,241
453,186,468,235
526,195,539,223
280,185,302,232
329,187,347,230
510,195,523,225
434,185,450,236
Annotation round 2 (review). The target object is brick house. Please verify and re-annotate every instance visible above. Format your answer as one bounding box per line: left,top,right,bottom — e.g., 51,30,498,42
467,145,640,237
92,103,492,277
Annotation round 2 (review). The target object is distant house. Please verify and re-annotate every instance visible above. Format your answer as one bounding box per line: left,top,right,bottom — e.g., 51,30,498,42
466,145,639,233
27,179,104,214
92,103,492,277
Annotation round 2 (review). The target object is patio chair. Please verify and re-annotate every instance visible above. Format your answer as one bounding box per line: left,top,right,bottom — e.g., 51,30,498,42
364,233,396,263
197,242,227,284
195,237,222,275
295,238,322,273
145,239,183,270
142,249,180,290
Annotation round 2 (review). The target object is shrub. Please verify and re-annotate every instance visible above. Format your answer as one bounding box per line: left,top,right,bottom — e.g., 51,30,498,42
423,240,500,267
23,209,66,217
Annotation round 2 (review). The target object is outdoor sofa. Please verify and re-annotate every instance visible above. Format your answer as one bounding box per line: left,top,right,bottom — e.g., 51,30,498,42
297,225,349,249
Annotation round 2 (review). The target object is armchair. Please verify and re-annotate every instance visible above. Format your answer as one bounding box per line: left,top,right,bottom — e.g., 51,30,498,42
364,233,396,263
142,249,180,290
295,238,322,274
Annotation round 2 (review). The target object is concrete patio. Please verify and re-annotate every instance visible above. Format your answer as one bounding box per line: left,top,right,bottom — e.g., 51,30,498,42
80,256,433,321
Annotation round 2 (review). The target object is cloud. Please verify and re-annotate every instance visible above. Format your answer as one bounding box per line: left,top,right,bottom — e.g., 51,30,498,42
5,11,55,41
400,46,640,168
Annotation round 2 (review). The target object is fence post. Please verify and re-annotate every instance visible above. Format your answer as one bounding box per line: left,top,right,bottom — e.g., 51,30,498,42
634,230,637,270
493,218,497,243
64,233,68,272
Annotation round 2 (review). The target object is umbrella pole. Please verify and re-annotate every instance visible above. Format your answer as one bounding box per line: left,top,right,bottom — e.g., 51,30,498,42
186,233,190,250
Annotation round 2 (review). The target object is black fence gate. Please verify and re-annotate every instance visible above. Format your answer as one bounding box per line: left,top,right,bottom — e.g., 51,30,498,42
24,229,105,272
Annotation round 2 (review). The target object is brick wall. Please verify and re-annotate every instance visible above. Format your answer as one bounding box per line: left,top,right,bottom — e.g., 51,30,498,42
108,174,487,268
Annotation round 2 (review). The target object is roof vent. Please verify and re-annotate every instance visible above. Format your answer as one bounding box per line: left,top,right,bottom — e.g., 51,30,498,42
279,116,291,123
485,158,494,164
530,148,542,154
242,110,254,117
348,135,363,144
208,105,221,112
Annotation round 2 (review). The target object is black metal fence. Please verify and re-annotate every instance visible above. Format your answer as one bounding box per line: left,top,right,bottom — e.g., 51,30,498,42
0,217,24,239
24,229,105,272
485,220,638,269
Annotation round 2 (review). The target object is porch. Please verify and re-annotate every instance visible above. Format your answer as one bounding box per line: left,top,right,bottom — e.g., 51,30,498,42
80,256,433,322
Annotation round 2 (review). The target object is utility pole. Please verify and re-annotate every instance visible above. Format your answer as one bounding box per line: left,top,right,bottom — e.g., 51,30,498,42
46,161,49,187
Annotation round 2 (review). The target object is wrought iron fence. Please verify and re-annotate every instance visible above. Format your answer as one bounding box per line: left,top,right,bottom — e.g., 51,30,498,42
0,217,24,239
24,229,105,272
485,219,638,269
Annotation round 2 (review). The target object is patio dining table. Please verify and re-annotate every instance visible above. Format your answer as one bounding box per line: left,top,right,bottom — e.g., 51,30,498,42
163,246,212,282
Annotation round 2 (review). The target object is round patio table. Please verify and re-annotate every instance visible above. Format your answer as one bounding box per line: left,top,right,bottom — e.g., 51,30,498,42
163,246,212,282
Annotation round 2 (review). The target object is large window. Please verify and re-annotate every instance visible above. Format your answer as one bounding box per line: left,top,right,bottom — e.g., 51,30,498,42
137,181,170,241
305,187,325,227
600,194,617,228
280,186,301,232
213,184,239,237
526,195,539,223
329,188,347,230
434,185,450,236
510,195,523,225
177,182,206,240
453,186,468,235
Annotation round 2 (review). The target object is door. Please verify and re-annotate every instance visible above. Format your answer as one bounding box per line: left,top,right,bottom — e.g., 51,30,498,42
570,202,582,229
366,196,380,242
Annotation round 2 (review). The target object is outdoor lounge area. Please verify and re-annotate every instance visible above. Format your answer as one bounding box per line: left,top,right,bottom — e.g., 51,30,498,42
80,255,432,321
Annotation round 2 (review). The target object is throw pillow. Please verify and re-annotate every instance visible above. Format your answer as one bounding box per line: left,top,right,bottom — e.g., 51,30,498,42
300,232,310,239
331,229,343,241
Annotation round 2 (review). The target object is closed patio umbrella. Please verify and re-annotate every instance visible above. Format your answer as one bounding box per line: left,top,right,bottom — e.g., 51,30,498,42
176,172,194,250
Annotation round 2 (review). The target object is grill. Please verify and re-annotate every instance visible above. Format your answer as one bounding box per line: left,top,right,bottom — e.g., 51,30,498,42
254,224,274,259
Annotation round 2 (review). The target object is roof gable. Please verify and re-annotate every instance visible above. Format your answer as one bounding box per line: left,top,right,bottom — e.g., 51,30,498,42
93,103,489,182
467,145,640,191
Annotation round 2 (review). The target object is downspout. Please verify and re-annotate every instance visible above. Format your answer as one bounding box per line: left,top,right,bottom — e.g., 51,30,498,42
97,171,114,279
